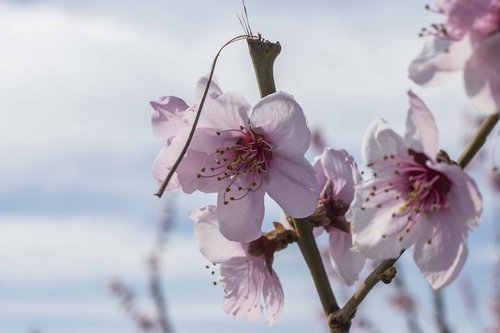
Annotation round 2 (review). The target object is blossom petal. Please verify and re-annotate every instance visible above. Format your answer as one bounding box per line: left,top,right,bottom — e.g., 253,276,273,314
328,228,365,286
151,96,189,142
191,205,247,262
405,91,439,157
177,149,223,194
221,257,265,322
413,209,468,289
251,92,311,157
349,183,423,259
197,92,251,130
321,148,360,202
152,146,180,191
266,156,319,218
263,269,284,325
429,162,482,229
362,118,406,166
195,76,223,102
409,36,472,87
216,185,265,242
464,33,500,115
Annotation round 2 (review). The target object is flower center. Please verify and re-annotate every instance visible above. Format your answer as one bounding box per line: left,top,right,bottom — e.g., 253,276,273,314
319,182,351,233
362,149,452,242
396,149,451,214
197,125,273,204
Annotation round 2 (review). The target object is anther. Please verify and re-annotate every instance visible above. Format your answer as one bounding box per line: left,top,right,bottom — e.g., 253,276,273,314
223,201,229,205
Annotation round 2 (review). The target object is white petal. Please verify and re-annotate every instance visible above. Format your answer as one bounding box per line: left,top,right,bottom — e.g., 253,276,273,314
413,210,468,289
409,36,472,87
221,257,265,322
362,118,406,166
152,146,180,191
348,182,423,259
176,148,223,194
405,91,439,157
266,156,319,218
251,92,311,157
197,92,251,130
216,185,265,243
263,269,284,325
191,205,247,262
464,33,500,115
151,96,190,143
321,148,360,203
429,162,482,229
328,229,365,286
195,75,223,102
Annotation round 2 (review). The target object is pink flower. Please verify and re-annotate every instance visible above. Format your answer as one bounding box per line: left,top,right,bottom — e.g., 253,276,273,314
190,205,284,325
313,148,366,286
409,0,500,114
177,89,318,242
347,91,483,289
151,77,223,191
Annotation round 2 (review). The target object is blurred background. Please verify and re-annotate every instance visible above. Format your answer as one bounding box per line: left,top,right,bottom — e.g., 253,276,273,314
0,1,498,332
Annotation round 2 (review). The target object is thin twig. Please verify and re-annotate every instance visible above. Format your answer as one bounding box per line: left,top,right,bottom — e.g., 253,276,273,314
458,114,499,168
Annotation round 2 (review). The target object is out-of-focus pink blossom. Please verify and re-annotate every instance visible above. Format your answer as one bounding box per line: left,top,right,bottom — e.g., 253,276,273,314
191,205,284,325
313,148,366,286
178,88,318,242
410,0,500,114
348,91,483,289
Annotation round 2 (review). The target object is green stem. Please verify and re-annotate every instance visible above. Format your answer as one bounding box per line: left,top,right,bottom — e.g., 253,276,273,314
458,114,499,168
247,36,281,98
330,256,400,330
294,218,340,324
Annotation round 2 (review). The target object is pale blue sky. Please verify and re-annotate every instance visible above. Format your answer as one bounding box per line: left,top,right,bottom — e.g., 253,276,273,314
0,1,498,332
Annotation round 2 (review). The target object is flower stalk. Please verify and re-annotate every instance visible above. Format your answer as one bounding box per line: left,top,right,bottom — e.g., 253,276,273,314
247,35,281,98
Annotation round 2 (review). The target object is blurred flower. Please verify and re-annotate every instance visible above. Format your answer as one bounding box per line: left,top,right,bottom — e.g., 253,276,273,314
409,0,500,114
191,205,284,325
178,88,318,242
313,148,366,285
348,91,483,289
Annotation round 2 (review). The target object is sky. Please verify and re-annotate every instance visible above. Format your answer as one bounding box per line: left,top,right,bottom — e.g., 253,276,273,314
0,1,499,333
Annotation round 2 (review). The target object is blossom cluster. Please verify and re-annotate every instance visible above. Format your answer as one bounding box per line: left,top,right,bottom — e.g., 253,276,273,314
148,0,498,325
